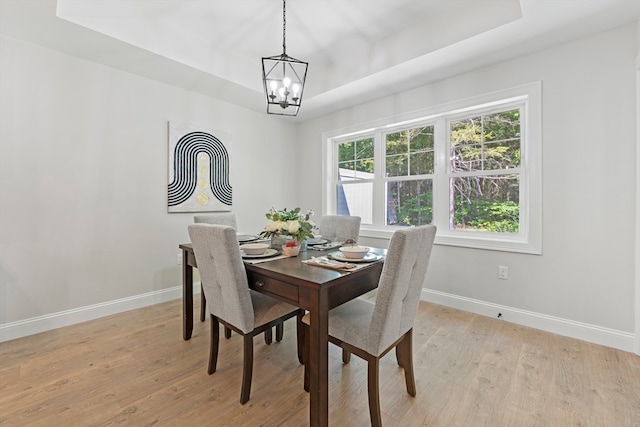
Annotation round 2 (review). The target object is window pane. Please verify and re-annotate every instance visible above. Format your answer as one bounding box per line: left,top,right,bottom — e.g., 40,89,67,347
451,174,520,232
450,110,521,172
386,126,434,177
338,161,355,178
339,138,373,180
484,139,520,170
409,126,434,150
355,159,374,179
386,179,433,226
483,110,520,142
337,182,373,224
451,143,482,172
410,151,434,175
385,131,407,155
451,117,482,156
355,139,374,159
386,154,407,177
338,141,354,162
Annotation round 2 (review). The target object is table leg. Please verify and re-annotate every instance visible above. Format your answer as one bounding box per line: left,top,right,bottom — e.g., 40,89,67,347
182,248,193,341
308,289,329,427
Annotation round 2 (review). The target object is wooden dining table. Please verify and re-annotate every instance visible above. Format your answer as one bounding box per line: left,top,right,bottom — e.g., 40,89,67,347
178,242,385,427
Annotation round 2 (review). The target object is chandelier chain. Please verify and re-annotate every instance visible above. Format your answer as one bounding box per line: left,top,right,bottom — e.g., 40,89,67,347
282,0,286,55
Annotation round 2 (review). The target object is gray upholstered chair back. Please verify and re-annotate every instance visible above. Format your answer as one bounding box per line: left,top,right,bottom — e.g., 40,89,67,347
318,215,361,242
188,224,254,333
368,224,436,356
194,212,237,229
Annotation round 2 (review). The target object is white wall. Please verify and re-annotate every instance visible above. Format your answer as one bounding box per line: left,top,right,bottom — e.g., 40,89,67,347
1,24,638,352
297,24,638,351
0,36,298,329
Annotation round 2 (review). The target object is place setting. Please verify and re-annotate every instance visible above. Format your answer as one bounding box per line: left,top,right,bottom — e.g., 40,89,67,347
303,245,383,271
236,233,260,243
305,236,343,251
239,243,284,263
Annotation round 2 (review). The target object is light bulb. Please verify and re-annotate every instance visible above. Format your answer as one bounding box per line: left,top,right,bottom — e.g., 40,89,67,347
269,80,278,93
283,77,291,88
292,83,300,97
278,87,286,100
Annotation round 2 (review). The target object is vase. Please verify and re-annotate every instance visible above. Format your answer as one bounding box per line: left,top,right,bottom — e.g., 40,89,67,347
270,234,291,249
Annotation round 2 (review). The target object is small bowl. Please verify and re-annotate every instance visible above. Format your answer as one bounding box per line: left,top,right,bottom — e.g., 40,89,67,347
282,244,301,257
241,243,269,255
339,246,370,259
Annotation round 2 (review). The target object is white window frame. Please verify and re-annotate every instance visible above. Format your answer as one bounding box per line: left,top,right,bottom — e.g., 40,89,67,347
322,82,542,254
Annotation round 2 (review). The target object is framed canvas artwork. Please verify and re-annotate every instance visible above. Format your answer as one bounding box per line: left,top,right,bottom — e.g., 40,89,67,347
167,122,233,212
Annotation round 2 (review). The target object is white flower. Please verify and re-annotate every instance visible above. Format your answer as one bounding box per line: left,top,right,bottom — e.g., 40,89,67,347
265,220,280,232
286,220,300,234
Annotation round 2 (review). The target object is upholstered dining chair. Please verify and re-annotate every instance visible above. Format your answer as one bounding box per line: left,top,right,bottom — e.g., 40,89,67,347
194,212,237,229
194,212,287,344
193,213,237,338
303,224,437,427
318,215,361,243
188,224,304,404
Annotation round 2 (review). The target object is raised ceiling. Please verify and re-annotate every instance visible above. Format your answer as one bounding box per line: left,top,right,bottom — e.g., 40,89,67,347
1,0,638,120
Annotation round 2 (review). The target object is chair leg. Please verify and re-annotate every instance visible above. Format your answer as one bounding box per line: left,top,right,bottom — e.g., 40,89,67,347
200,288,206,322
395,346,403,367
303,322,309,392
224,326,232,339
395,329,412,365
264,327,273,345
342,348,351,364
367,358,382,427
276,321,284,342
397,331,416,396
240,334,254,404
296,311,304,364
208,316,219,375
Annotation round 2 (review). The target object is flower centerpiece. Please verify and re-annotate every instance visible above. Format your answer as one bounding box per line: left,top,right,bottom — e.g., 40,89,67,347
259,206,315,251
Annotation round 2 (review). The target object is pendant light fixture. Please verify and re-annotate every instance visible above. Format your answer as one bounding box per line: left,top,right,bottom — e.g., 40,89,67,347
261,0,308,116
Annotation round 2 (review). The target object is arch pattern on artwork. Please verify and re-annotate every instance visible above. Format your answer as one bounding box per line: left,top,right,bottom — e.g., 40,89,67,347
168,131,232,207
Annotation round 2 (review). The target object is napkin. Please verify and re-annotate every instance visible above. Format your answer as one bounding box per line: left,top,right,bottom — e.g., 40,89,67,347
302,256,359,271
243,254,290,264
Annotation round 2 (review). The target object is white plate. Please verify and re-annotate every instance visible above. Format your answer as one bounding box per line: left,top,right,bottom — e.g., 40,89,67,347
306,238,329,245
241,248,280,259
309,242,343,251
237,234,259,243
328,251,382,263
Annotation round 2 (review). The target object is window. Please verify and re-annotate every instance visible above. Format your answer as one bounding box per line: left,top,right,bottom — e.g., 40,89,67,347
336,137,374,223
449,109,520,233
324,83,541,254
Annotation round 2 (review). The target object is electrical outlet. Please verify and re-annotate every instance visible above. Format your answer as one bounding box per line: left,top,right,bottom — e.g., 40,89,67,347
177,253,183,265
498,265,508,280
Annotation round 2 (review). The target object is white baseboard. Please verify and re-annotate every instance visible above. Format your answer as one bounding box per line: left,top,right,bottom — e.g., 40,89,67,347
0,283,201,343
422,289,636,353
2,284,634,354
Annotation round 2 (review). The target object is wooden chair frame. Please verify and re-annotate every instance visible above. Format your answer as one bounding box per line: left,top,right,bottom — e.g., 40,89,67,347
211,309,304,404
303,323,415,427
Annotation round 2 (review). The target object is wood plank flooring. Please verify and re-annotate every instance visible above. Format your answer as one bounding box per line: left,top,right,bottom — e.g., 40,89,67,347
1,297,639,426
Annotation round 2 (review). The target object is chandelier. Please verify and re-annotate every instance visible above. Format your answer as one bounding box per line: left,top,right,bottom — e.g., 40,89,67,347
261,0,308,116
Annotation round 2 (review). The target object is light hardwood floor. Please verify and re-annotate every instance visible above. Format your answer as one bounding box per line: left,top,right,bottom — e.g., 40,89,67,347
1,298,639,426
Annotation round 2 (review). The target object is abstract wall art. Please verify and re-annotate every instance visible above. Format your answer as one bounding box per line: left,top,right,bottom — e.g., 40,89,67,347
167,122,233,213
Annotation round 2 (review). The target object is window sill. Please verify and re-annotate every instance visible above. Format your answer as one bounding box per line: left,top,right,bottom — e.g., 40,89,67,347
360,226,541,255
